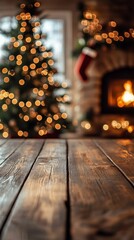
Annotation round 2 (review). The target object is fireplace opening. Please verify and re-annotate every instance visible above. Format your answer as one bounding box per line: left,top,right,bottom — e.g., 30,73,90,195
101,68,134,114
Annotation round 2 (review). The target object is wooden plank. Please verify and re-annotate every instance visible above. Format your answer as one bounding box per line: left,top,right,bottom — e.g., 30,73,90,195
1,139,67,240
0,139,24,165
0,139,7,147
95,139,134,185
68,139,134,240
0,139,44,233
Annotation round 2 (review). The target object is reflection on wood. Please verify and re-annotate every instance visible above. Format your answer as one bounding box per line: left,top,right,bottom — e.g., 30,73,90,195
68,139,134,240
2,140,67,240
0,139,134,240
0,139,44,230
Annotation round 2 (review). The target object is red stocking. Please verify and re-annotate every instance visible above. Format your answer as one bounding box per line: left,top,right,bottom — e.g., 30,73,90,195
74,47,97,82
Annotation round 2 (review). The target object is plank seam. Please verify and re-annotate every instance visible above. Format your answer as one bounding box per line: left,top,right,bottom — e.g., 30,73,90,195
0,140,45,239
94,140,134,188
0,140,25,166
65,140,72,240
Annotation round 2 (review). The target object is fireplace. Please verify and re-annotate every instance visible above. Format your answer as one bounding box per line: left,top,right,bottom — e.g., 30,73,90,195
77,49,134,137
101,68,134,114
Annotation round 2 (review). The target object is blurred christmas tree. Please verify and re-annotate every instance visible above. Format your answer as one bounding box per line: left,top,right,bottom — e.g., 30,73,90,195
0,0,70,138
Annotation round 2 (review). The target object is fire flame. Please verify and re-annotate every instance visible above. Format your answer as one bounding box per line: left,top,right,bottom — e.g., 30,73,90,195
117,81,134,107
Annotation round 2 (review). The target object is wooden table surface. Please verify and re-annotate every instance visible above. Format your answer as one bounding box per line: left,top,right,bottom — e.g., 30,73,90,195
0,139,134,240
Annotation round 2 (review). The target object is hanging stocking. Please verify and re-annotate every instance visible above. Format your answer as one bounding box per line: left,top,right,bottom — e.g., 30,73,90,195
74,47,97,82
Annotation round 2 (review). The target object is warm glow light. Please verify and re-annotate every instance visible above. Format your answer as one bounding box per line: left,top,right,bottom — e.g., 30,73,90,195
43,84,48,89
19,101,25,107
124,32,130,38
2,104,8,111
85,123,91,129
30,70,36,77
25,13,31,20
34,2,41,7
42,62,47,68
110,21,117,27
19,79,25,85
81,121,91,129
35,40,42,46
9,93,14,99
18,34,23,40
17,60,22,66
38,130,44,136
121,120,129,129
103,124,109,131
53,114,59,120
21,21,27,27
9,55,15,61
26,101,32,107
48,60,54,66
47,117,52,124
111,120,117,128
4,77,10,83
128,126,133,133
61,113,67,119
21,46,26,51
36,115,42,121
20,27,26,33
94,34,102,41
16,15,21,20
62,82,68,88
20,3,25,9
33,88,38,94
16,55,22,60
23,115,29,121
33,57,39,63
35,100,41,106
23,65,28,71
3,91,8,98
117,81,134,107
2,68,8,74
26,37,32,43
0,123,4,130
38,90,44,96
41,70,48,75
102,33,108,39
18,130,23,136
116,123,121,129
2,132,9,138
55,123,61,130
106,38,112,44
30,63,36,69
23,131,28,137
12,99,18,104
42,52,48,58
30,48,36,54
34,34,40,39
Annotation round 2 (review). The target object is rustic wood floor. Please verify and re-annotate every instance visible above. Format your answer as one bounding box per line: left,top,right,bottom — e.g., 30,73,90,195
0,139,134,240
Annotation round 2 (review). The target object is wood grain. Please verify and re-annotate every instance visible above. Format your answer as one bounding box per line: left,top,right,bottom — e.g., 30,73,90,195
0,140,24,165
68,139,134,240
95,139,134,185
0,140,7,147
0,139,44,232
1,139,67,240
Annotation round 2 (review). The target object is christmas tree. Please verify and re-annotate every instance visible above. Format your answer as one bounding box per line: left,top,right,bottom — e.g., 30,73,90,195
0,0,69,138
